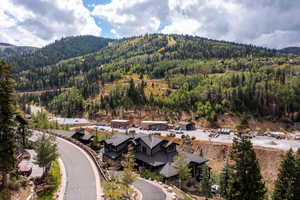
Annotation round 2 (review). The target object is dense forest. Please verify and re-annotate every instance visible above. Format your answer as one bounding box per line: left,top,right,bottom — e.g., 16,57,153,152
7,35,113,72
14,34,300,123
0,43,37,59
280,47,300,56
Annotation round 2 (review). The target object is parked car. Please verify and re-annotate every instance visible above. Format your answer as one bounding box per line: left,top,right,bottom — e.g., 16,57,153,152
211,184,220,194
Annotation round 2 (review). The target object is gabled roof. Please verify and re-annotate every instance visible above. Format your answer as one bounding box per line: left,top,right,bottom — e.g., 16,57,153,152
158,162,178,178
163,141,174,148
81,132,93,141
134,151,176,167
105,134,132,146
74,128,93,141
138,135,165,149
182,151,209,164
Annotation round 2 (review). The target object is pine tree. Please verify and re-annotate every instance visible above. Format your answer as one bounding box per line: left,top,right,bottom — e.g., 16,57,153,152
294,148,300,200
0,60,16,187
199,164,212,198
272,149,296,200
220,163,234,199
227,133,266,200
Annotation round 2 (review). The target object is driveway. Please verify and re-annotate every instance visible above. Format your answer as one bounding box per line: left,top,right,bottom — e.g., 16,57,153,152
133,179,166,200
56,137,101,200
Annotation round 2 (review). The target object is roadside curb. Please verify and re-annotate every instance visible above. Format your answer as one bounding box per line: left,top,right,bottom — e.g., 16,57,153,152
55,136,104,200
138,177,175,200
56,158,67,200
131,185,143,200
25,185,35,200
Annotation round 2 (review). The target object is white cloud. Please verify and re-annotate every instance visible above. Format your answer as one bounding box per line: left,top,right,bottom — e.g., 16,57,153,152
92,0,169,37
0,0,101,47
93,0,300,48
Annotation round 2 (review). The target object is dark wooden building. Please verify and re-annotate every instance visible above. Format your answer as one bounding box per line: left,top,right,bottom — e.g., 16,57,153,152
102,133,208,179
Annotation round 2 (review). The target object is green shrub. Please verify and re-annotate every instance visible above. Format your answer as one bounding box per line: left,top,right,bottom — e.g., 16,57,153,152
19,176,28,187
38,160,61,200
0,188,12,200
8,178,21,191
140,170,164,182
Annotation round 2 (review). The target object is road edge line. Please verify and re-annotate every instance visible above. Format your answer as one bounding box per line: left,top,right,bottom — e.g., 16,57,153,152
56,137,103,200
57,158,67,200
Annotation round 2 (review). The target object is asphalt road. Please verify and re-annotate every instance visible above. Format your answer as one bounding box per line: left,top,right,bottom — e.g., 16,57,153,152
133,179,166,200
56,137,98,200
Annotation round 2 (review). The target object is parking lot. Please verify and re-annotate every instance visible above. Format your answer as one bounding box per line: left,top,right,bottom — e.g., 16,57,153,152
83,124,300,151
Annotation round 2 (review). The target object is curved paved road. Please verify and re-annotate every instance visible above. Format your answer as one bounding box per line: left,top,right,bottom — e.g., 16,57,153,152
133,179,166,200
56,137,100,200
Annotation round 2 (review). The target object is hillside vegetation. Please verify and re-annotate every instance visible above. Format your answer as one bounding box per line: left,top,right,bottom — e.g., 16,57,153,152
0,43,37,59
7,35,113,72
281,47,300,56
15,34,300,126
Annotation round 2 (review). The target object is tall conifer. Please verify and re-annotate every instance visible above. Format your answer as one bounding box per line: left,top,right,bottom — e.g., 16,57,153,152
226,133,266,200
272,149,296,200
0,60,16,187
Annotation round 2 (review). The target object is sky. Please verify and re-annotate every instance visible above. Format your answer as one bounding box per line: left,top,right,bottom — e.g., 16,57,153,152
1,0,300,49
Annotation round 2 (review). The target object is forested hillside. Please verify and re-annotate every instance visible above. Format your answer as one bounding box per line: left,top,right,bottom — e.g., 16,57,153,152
15,34,300,125
7,35,113,72
0,43,37,59
281,47,300,55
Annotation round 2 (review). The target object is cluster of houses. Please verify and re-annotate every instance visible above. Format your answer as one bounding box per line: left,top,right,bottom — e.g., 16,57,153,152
101,133,208,180
66,122,208,181
111,119,196,131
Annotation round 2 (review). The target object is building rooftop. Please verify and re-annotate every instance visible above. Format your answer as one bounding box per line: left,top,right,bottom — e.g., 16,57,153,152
81,132,93,141
134,151,176,167
158,162,178,178
138,135,165,149
111,119,129,123
182,151,209,164
141,121,168,124
178,121,195,125
105,134,132,146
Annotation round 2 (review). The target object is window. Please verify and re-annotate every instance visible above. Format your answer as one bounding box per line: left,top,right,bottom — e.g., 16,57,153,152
142,146,147,153
168,144,175,152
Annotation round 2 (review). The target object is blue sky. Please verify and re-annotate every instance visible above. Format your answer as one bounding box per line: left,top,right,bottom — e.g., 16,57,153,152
1,0,300,48
83,0,113,38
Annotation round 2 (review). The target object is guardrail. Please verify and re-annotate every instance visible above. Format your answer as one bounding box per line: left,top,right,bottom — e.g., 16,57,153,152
40,129,112,182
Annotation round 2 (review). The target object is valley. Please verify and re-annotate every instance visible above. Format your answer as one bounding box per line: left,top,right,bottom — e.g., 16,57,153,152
3,33,300,200
14,34,300,132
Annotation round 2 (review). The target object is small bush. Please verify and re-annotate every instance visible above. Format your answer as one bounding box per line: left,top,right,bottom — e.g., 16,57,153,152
19,176,28,187
0,188,12,200
140,170,164,182
8,178,21,191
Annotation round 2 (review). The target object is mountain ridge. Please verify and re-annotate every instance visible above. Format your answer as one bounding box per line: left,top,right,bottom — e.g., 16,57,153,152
280,46,300,55
0,43,37,59
7,35,114,72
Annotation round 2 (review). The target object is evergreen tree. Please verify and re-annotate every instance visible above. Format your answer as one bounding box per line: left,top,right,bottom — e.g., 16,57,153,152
227,133,266,200
272,149,296,200
220,163,234,199
294,148,300,200
199,165,212,198
0,60,16,187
